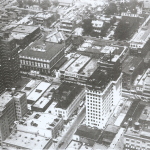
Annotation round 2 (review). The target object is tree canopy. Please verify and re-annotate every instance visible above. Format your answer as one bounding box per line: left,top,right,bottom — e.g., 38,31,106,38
82,19,93,36
105,3,118,15
40,0,51,10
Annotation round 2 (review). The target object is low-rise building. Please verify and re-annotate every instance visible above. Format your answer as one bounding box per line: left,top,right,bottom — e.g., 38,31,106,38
53,82,85,120
11,25,41,48
66,140,83,150
59,54,98,84
20,37,66,75
92,20,104,33
33,12,55,27
73,125,102,146
124,122,150,150
27,82,51,104
134,68,150,98
2,131,52,150
122,56,144,90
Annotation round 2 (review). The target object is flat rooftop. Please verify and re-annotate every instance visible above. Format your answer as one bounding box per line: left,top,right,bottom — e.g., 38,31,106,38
3,131,51,149
12,25,39,34
122,56,143,75
20,38,65,60
0,91,13,111
13,91,25,99
21,80,41,96
66,140,82,150
27,82,51,102
66,55,91,73
105,125,120,134
139,106,150,122
54,83,83,109
35,12,53,19
75,125,102,141
17,112,61,138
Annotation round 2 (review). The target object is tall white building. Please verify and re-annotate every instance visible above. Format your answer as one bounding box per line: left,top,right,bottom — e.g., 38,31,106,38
86,55,122,129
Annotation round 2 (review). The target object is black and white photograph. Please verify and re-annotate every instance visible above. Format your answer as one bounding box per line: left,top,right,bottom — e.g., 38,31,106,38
0,0,150,149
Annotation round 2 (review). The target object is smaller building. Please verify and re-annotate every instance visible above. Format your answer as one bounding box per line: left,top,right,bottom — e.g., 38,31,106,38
33,12,54,27
92,20,104,33
134,68,150,98
66,140,83,150
53,82,85,120
27,82,51,104
122,56,144,90
73,125,102,146
13,91,28,120
124,122,150,150
11,25,41,48
2,131,52,150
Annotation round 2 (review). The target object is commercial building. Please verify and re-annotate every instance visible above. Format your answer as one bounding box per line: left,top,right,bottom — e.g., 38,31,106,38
0,33,20,89
73,125,102,146
130,15,150,50
143,0,150,9
33,12,55,27
0,92,16,143
58,0,74,6
86,54,122,129
124,122,150,150
20,37,66,75
27,82,51,104
13,91,28,120
59,54,98,84
134,68,150,98
11,25,41,48
16,112,64,139
2,131,52,150
122,56,144,90
53,82,85,120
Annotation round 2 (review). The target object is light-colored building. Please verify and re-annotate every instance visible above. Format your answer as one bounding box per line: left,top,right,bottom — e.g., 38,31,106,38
143,0,150,9
124,123,150,150
59,54,98,84
13,91,28,120
134,68,150,99
53,83,85,120
86,56,122,129
92,20,104,33
27,82,51,104
2,131,52,150
0,92,16,143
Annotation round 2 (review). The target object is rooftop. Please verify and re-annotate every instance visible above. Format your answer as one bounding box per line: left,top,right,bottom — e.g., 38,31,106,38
12,25,39,34
27,82,51,102
122,56,143,75
66,140,82,150
54,83,83,109
13,91,25,99
0,91,13,112
75,125,102,141
21,80,41,96
3,131,51,149
139,106,150,122
20,38,65,60
105,125,120,134
34,12,53,19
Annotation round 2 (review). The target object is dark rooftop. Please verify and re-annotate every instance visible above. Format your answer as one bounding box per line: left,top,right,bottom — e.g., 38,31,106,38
20,38,65,60
54,82,83,109
122,56,143,75
75,125,102,141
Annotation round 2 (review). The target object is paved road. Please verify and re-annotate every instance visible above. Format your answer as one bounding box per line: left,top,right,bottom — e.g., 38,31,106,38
57,107,86,150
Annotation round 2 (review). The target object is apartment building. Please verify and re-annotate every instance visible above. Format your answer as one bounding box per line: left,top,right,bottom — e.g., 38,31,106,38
86,55,122,129
53,82,85,120
92,20,104,33
0,92,16,143
13,91,28,120
0,33,20,89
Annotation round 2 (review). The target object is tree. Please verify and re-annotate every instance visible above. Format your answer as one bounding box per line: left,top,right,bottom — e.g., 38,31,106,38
53,1,58,6
105,3,118,15
82,19,93,36
40,0,50,10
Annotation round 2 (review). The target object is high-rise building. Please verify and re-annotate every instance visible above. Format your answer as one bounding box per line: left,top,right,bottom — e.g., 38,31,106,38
0,33,20,90
0,92,16,143
86,54,122,129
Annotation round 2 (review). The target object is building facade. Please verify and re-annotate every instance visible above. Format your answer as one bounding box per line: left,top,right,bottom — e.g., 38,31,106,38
0,33,20,89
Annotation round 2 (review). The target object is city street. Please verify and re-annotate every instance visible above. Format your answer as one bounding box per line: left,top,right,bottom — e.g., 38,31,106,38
57,107,86,149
